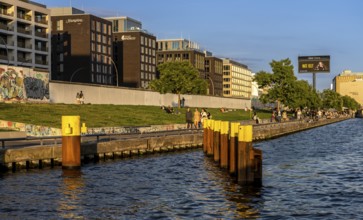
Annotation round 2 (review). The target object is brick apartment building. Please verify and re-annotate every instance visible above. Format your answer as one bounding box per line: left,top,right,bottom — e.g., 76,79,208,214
107,16,156,88
50,8,114,85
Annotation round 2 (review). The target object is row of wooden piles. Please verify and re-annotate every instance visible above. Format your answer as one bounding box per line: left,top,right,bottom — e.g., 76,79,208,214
203,119,262,185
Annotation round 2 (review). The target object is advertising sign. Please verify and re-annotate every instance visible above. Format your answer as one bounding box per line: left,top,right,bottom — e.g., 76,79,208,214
298,56,330,73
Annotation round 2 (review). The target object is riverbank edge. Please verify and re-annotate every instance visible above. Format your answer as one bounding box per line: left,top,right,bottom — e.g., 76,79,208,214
0,116,352,172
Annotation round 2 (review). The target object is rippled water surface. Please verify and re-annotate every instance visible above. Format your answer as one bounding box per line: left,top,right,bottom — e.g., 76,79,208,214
0,119,362,219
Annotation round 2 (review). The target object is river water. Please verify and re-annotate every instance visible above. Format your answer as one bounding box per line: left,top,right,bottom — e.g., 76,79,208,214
0,119,362,219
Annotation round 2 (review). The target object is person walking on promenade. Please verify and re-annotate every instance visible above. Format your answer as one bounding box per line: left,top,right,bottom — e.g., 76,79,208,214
180,97,185,108
186,108,193,129
76,92,80,104
79,91,85,104
201,108,208,126
194,108,201,128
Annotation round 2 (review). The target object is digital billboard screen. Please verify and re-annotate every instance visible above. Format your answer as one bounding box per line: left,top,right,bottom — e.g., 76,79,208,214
298,56,330,73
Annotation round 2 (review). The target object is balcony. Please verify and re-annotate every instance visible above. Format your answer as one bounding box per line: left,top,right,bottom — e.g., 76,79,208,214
18,27,32,35
17,14,31,21
35,31,47,38
35,45,48,52
17,42,32,49
0,10,13,17
17,57,31,63
0,23,13,31
35,17,47,25
35,60,48,65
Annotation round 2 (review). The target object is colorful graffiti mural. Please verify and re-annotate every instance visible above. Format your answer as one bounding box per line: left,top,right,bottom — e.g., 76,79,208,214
0,119,187,137
0,65,49,102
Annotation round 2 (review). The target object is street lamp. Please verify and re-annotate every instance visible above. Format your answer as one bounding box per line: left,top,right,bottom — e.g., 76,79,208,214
205,74,215,95
106,56,119,87
70,67,86,82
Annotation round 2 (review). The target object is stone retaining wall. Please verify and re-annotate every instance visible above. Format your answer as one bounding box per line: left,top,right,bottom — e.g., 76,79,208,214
0,116,352,172
0,133,203,171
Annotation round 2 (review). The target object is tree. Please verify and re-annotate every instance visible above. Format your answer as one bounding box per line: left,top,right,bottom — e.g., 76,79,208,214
320,89,343,110
341,95,360,110
254,58,297,110
149,61,208,107
289,80,321,110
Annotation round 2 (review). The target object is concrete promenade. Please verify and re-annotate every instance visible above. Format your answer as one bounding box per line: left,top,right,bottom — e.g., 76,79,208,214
0,115,352,172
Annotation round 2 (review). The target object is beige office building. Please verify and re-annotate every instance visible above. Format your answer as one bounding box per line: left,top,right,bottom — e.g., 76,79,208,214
0,0,51,70
156,39,205,77
333,70,363,106
222,58,252,98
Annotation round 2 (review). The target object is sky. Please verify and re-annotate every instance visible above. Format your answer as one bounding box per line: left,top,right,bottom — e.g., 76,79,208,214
41,0,363,91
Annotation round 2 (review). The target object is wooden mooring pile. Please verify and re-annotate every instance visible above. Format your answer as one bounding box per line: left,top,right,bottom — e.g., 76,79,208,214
203,119,262,185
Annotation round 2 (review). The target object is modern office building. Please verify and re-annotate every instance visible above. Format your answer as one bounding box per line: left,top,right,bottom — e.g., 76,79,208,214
157,38,211,92
106,17,156,88
112,31,156,88
205,56,223,96
222,58,252,98
106,16,142,33
0,0,51,70
50,8,114,85
333,70,363,106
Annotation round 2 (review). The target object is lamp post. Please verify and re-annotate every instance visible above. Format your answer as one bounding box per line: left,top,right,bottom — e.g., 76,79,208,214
70,67,86,82
0,36,9,66
205,74,215,96
107,56,119,87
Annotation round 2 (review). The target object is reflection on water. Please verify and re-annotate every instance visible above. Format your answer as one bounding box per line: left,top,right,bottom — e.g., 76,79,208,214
58,170,84,219
0,119,362,219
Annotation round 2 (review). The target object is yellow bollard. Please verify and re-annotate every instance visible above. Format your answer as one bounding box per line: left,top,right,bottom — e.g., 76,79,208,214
237,125,254,184
62,116,81,169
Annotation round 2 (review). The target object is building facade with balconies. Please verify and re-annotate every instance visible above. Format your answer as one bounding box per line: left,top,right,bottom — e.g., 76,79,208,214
222,58,252,99
0,0,50,70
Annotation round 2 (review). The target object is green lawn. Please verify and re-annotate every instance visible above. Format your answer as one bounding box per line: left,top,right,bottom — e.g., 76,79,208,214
0,103,271,128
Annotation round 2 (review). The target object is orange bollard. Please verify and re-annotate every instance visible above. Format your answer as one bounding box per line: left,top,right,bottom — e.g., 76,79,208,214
237,125,254,184
229,122,239,175
62,116,81,170
213,120,221,163
203,119,209,153
220,121,229,169
207,120,214,156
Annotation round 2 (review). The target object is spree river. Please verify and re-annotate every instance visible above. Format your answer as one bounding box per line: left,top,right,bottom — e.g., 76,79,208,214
0,119,362,219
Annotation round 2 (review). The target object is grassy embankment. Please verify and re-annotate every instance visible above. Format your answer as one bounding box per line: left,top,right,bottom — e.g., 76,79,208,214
0,103,271,128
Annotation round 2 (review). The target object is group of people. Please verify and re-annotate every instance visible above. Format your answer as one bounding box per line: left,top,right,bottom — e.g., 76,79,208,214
185,108,210,129
75,91,84,104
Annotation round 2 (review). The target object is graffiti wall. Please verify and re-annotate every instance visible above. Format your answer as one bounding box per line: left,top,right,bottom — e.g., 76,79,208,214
0,120,61,137
0,119,187,137
0,65,49,102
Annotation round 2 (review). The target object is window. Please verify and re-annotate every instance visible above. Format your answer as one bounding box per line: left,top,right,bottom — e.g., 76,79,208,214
96,21,101,32
60,64,63,72
103,23,107,33
113,20,118,32
56,20,63,31
172,41,179,49
59,53,63,62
